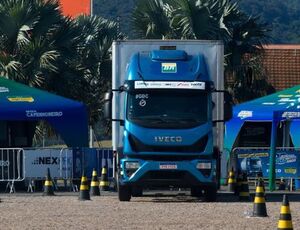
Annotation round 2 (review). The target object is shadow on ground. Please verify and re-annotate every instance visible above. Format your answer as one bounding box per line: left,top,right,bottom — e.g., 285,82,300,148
132,190,300,203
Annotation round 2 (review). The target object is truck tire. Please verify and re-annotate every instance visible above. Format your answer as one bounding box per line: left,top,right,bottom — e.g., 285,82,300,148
118,183,131,201
131,186,143,197
190,187,202,197
203,186,217,202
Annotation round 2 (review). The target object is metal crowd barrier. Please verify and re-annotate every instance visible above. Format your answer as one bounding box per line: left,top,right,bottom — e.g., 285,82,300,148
0,147,113,192
59,148,73,179
24,147,75,192
58,148,77,192
0,148,25,193
96,148,113,180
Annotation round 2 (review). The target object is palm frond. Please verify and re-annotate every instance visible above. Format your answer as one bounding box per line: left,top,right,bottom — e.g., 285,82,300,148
132,0,173,39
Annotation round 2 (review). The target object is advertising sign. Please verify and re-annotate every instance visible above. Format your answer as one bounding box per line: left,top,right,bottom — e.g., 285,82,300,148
59,0,91,17
24,149,73,178
24,148,113,179
235,148,300,178
134,81,206,90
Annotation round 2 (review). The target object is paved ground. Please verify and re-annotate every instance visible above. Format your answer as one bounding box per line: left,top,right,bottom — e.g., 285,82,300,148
0,190,299,230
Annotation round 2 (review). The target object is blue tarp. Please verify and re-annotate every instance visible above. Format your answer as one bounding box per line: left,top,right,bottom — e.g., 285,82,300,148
72,148,113,179
0,77,88,147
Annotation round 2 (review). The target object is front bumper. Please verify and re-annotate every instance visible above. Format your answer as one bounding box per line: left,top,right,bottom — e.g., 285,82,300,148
120,158,216,188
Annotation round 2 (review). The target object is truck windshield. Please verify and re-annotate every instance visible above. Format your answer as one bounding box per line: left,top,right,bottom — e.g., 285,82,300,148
127,90,208,129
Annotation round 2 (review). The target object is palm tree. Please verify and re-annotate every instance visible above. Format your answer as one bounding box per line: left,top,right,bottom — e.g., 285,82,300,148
132,0,236,40
171,0,232,39
132,0,176,39
73,15,121,125
0,0,85,144
132,0,271,102
0,0,64,87
0,0,121,144
224,13,272,102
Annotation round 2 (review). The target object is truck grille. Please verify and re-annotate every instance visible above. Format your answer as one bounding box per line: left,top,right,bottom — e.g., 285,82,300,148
128,134,208,153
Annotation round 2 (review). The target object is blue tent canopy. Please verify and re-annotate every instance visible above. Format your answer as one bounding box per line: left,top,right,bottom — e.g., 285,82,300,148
225,85,300,153
224,85,300,190
0,77,88,147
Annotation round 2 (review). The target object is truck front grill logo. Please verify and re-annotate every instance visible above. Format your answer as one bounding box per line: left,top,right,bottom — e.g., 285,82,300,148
161,63,177,73
154,136,182,142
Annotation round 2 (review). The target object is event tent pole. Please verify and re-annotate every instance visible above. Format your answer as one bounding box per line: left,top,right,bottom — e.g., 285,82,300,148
269,112,278,191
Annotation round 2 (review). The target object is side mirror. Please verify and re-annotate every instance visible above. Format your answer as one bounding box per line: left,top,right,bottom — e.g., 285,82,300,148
224,91,233,122
103,92,112,120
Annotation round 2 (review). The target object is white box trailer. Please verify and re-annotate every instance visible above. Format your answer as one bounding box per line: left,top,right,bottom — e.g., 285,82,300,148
106,40,231,201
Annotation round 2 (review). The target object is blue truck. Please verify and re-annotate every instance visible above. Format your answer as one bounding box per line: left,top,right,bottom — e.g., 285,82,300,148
104,40,232,201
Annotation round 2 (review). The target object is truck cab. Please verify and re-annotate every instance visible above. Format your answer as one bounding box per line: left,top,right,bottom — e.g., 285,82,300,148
104,40,232,201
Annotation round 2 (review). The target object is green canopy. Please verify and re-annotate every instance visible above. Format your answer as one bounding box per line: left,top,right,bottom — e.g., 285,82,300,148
0,77,88,147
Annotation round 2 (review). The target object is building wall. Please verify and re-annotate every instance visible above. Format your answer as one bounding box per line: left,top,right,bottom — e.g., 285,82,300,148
59,0,91,18
262,45,300,91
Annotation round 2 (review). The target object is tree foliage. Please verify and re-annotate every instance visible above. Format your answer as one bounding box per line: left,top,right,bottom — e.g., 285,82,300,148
132,0,174,39
94,0,300,43
0,0,120,127
131,0,272,102
237,0,300,44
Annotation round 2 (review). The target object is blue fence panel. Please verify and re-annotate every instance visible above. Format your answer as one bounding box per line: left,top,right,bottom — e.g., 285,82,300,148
72,147,97,179
96,148,113,179
72,147,113,179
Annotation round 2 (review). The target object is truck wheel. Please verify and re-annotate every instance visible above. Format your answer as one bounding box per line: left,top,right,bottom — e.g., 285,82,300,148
190,187,202,197
131,186,143,197
118,183,131,202
203,186,217,202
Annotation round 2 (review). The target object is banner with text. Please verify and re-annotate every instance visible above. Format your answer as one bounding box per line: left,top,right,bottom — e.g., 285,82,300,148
235,148,300,178
24,148,73,179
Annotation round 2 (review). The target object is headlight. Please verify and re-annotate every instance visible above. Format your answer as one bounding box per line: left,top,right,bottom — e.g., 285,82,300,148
125,161,140,169
196,162,211,169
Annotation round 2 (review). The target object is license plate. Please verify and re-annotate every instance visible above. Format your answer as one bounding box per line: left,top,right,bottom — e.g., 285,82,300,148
159,163,177,169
